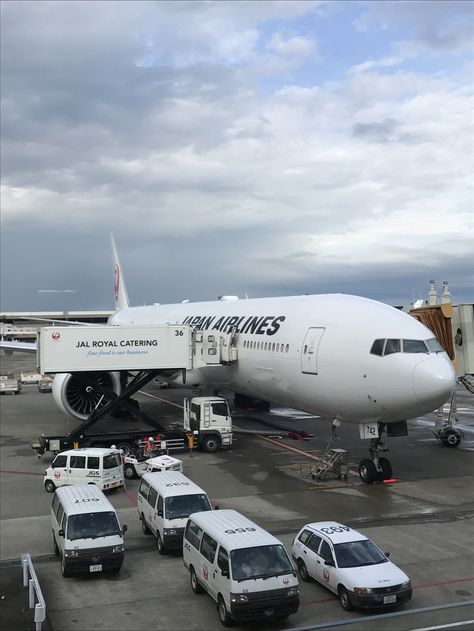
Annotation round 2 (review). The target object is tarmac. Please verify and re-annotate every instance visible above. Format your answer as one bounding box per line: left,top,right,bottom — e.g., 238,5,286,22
1,352,473,630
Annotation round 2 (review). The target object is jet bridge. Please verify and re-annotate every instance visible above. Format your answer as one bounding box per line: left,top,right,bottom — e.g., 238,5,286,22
38,324,237,374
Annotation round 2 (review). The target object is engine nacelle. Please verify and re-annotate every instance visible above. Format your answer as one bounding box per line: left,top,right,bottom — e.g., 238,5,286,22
52,372,122,421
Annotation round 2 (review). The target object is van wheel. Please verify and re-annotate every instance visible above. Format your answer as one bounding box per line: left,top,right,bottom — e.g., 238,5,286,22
53,532,59,556
202,435,219,453
190,567,203,594
44,480,56,493
338,586,353,611
217,595,233,627
124,464,136,480
141,515,151,535
157,534,166,555
61,554,70,578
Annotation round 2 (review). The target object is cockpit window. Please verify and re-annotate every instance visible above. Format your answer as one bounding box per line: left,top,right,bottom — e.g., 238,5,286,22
426,338,444,353
384,339,401,355
370,339,385,356
402,339,428,353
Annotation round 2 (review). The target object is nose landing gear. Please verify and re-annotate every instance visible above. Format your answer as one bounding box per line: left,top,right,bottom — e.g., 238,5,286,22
359,423,393,484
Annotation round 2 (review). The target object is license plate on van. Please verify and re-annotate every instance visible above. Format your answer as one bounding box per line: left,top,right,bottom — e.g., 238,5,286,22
89,564,102,572
383,594,396,604
111,482,119,488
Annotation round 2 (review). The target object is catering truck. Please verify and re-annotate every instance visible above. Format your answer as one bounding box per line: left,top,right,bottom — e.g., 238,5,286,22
32,396,233,458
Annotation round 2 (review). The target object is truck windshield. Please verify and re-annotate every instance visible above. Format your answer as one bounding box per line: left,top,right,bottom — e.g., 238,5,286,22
211,402,229,417
333,540,388,568
231,545,293,582
165,494,211,520
67,511,121,540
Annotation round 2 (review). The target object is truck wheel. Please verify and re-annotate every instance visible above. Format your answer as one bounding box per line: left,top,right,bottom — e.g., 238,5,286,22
190,567,203,594
157,533,167,555
202,435,219,453
141,514,151,535
217,595,233,627
45,480,56,493
117,442,132,456
124,464,136,480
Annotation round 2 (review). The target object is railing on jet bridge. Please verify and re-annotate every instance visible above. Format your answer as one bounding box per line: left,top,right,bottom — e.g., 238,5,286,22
21,553,46,631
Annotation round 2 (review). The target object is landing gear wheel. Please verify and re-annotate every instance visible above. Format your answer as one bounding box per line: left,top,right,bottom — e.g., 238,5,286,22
141,515,151,535
377,457,392,481
359,459,377,484
157,533,166,555
190,567,203,594
217,595,233,627
124,464,136,480
297,559,310,582
44,480,56,493
444,429,461,447
338,586,353,611
202,435,219,453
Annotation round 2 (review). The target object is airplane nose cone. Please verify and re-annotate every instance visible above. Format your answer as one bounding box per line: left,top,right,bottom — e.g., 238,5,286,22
413,356,456,410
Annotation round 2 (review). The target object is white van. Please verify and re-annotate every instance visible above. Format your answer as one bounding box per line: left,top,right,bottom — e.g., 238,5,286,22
44,447,124,493
183,509,300,626
51,484,127,577
137,471,212,554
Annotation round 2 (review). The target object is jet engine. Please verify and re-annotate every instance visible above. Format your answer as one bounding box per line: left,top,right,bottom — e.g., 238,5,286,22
52,372,122,421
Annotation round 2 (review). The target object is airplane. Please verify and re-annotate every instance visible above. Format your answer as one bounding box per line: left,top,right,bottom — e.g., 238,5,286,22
1,237,456,483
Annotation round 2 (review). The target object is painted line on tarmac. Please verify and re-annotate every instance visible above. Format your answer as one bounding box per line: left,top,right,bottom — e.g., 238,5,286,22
0,469,44,476
288,599,474,630
411,620,474,630
122,485,138,506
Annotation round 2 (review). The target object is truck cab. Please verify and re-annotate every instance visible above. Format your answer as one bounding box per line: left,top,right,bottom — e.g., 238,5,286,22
183,397,232,453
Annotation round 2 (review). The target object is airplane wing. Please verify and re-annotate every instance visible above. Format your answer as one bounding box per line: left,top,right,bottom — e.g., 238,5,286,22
0,339,37,354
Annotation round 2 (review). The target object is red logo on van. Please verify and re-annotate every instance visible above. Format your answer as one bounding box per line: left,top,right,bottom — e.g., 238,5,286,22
54,470,61,479
52,332,60,341
323,568,330,582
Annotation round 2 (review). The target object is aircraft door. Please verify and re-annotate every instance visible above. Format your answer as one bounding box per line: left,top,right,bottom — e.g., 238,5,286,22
301,327,325,375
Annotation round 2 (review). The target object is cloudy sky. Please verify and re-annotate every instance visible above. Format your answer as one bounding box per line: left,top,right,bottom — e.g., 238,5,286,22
1,0,473,312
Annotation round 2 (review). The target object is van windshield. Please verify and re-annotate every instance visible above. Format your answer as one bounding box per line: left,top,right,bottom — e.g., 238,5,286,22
165,494,211,520
231,545,293,582
103,453,121,469
67,511,121,540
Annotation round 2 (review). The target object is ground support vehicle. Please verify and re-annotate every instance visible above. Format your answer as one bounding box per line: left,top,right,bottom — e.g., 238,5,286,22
20,370,42,384
38,376,53,393
291,521,412,611
123,454,183,480
0,376,21,395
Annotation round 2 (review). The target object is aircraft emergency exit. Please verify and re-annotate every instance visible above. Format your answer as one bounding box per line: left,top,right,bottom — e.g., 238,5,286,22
3,237,457,483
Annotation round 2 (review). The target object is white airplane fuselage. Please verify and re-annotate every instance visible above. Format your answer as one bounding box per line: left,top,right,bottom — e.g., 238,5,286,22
108,293,455,425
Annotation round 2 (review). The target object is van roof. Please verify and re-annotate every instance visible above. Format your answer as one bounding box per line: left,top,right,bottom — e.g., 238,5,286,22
304,521,366,544
187,509,281,549
55,484,116,515
141,471,208,498
56,447,120,457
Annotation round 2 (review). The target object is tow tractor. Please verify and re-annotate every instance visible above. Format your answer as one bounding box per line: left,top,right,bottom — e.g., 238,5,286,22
123,453,183,480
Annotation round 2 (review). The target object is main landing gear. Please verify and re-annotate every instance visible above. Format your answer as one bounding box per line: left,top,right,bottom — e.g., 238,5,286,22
359,423,393,484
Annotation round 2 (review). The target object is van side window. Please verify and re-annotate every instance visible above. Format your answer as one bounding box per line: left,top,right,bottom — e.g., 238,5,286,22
87,456,100,469
319,540,334,564
308,534,323,554
200,533,217,563
148,486,158,509
157,495,163,515
61,513,67,532
138,479,150,499
52,455,67,468
56,504,64,525
70,455,86,469
52,494,59,515
217,547,229,574
185,520,202,550
297,529,313,545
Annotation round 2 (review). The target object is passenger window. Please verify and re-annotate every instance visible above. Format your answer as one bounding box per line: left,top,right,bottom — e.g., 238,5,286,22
70,455,86,469
319,540,334,564
370,339,385,356
185,521,203,549
308,534,323,554
200,533,217,563
52,494,59,514
403,339,428,353
148,487,158,509
157,495,163,515
87,456,100,469
384,339,401,355
61,514,67,533
217,547,229,574
298,529,313,546
56,504,64,525
138,479,150,499
52,455,67,469
103,453,121,469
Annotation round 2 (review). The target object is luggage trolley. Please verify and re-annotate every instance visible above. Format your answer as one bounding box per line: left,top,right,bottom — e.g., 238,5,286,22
311,448,349,482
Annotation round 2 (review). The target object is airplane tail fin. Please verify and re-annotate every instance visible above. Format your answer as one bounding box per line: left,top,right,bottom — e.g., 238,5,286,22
111,234,130,311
